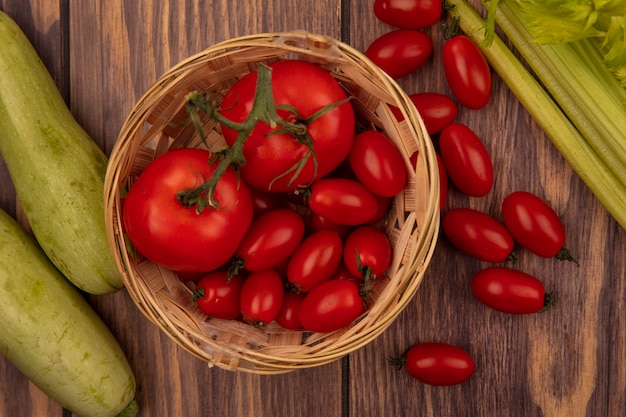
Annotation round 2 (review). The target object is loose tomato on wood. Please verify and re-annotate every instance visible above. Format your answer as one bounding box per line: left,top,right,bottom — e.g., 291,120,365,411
297,279,365,333
391,342,475,386
233,208,305,272
192,271,245,320
123,148,253,272
442,208,515,263
308,178,379,226
348,130,407,197
471,267,552,314
408,92,458,135
219,60,355,192
501,191,576,262
343,226,392,281
365,29,433,79
373,0,443,29
439,123,494,197
442,35,492,109
240,269,285,326
287,230,343,293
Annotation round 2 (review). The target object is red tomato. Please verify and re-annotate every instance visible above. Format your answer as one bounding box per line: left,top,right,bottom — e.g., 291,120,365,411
287,230,343,292
250,188,284,216
471,267,550,314
408,92,458,135
348,130,407,197
442,35,492,109
374,0,443,29
220,60,355,192
369,195,392,224
234,208,305,272
298,279,365,333
501,191,574,260
439,124,493,197
331,263,362,282
343,226,392,280
192,271,245,319
365,29,433,79
442,208,514,263
123,148,253,272
275,291,305,330
396,342,475,386
308,211,352,239
240,269,285,326
308,178,379,226
436,153,448,210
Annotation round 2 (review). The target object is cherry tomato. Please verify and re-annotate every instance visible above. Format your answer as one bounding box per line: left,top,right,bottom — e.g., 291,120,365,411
287,230,343,292
123,148,253,272
442,35,492,109
297,279,365,333
331,263,362,282
365,29,433,79
250,188,284,216
471,267,550,314
275,291,305,330
393,342,475,386
410,92,458,134
234,208,305,272
308,178,379,226
439,123,494,197
220,60,355,192
343,226,392,280
442,208,514,263
348,130,407,197
369,195,392,224
192,271,245,320
501,191,574,261
240,269,285,326
308,211,352,239
374,0,443,29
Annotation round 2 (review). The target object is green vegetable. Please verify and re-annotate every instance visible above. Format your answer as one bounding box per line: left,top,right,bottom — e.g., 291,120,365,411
446,0,626,230
0,208,137,417
0,11,123,294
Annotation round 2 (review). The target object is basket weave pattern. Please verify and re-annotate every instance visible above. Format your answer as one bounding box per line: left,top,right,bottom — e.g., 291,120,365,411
104,31,440,373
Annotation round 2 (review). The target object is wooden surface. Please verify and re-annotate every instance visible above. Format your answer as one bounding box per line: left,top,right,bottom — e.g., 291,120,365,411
1,1,624,416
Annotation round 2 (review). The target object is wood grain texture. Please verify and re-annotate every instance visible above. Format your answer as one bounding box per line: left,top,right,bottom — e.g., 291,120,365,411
0,0,624,416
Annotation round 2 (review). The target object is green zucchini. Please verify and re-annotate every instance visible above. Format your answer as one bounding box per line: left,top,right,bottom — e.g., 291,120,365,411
0,208,137,417
0,11,122,294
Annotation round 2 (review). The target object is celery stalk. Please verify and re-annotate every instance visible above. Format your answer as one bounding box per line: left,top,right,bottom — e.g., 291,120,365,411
446,0,626,230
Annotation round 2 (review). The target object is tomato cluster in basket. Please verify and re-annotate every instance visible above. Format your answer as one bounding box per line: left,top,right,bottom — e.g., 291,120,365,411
367,0,578,387
122,59,409,335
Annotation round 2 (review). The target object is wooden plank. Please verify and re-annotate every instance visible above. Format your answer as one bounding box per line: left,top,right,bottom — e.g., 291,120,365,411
348,1,626,417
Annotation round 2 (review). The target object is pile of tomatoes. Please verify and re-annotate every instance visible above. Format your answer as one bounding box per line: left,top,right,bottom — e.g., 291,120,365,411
122,59,410,335
367,0,576,387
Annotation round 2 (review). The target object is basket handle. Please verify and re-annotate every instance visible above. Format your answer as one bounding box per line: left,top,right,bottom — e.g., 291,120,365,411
274,30,342,60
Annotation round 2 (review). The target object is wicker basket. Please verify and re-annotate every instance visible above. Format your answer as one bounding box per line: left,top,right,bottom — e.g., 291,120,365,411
104,31,440,374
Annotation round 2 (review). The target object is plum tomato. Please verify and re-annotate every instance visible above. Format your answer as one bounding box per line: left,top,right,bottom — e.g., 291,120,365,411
442,208,515,263
365,29,433,79
374,0,443,29
233,208,305,272
392,342,475,386
240,269,285,327
408,92,458,135
219,60,355,192
343,225,392,281
192,270,245,320
442,35,492,109
275,291,305,330
471,267,551,314
123,148,253,272
287,230,343,293
439,123,494,197
308,178,379,226
308,211,352,239
297,279,365,333
250,188,285,216
501,191,575,261
348,130,407,197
